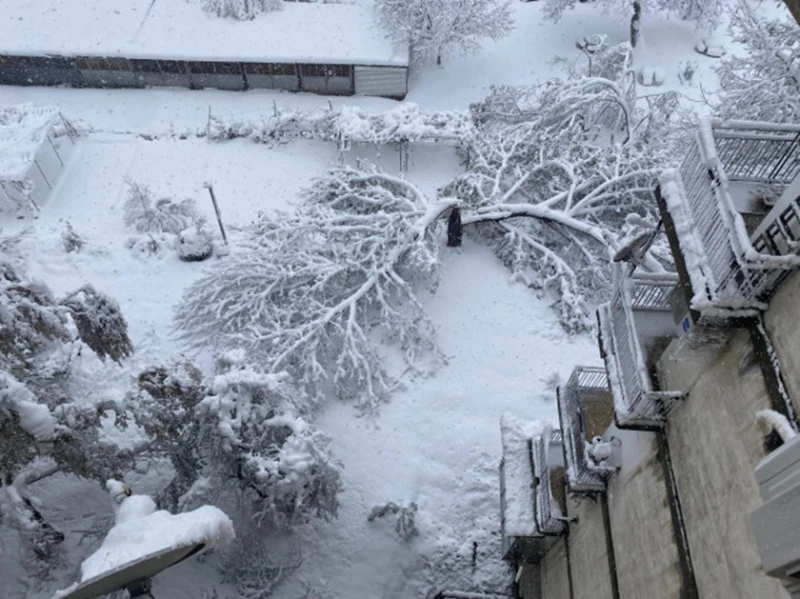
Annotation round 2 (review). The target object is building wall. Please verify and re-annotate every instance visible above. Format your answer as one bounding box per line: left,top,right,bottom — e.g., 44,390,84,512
764,268,800,418
517,563,541,599
606,431,683,599
540,538,571,599
566,497,613,599
661,328,788,599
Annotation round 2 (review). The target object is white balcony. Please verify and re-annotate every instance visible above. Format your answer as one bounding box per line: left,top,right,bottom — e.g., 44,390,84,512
658,119,800,321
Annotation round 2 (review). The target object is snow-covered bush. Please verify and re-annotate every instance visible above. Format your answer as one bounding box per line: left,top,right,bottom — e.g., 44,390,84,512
197,351,342,528
129,352,343,528
375,0,513,65
61,285,134,363
177,225,214,262
61,221,84,253
203,0,282,20
123,179,204,235
368,501,419,541
175,163,454,410
714,1,800,123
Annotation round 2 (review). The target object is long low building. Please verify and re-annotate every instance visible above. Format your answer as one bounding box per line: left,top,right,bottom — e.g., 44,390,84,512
0,1,409,98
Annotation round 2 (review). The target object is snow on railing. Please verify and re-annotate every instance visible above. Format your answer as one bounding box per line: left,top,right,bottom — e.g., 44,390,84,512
666,119,800,314
628,272,679,311
532,432,566,536
558,366,617,495
598,269,683,430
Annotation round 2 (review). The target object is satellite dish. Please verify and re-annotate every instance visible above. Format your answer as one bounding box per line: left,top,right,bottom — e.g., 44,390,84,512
56,542,206,599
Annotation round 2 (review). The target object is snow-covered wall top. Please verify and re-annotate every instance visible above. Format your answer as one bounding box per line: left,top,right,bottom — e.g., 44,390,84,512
0,1,409,67
0,104,60,181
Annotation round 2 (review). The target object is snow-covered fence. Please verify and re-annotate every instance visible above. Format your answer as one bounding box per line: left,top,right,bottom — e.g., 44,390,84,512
664,119,800,314
558,366,617,495
532,432,567,536
598,268,684,430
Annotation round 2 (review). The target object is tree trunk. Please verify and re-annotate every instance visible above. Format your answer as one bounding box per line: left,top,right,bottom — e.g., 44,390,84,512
447,207,462,247
630,0,642,48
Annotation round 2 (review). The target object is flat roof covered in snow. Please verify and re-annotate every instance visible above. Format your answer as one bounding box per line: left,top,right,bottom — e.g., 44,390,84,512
0,1,409,67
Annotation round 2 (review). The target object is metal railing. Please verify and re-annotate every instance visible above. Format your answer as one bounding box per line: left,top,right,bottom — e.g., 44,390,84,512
558,366,617,494
673,119,800,311
599,270,684,429
532,433,566,536
629,272,679,311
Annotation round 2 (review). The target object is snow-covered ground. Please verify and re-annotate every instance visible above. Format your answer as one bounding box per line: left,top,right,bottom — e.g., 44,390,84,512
3,0,773,597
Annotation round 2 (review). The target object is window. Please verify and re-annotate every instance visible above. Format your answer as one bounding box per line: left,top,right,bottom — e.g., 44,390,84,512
327,64,351,78
187,61,217,74
300,64,326,77
213,62,242,75
131,59,161,73
243,62,296,76
158,60,186,74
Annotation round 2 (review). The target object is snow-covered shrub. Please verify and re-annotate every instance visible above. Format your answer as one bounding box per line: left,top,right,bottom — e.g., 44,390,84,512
197,351,342,528
678,60,698,85
368,501,419,541
126,232,175,259
61,285,133,363
61,221,84,253
203,0,282,20
177,226,213,262
638,66,665,86
130,360,207,511
714,1,800,123
375,0,513,65
123,179,204,235
175,163,453,410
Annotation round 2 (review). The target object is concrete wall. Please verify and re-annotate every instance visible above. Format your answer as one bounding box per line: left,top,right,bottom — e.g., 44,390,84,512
566,497,613,599
517,563,541,599
662,328,788,599
606,431,683,599
764,268,800,418
540,538,571,599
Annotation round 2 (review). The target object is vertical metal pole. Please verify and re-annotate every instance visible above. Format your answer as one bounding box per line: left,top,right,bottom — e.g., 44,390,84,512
205,183,228,245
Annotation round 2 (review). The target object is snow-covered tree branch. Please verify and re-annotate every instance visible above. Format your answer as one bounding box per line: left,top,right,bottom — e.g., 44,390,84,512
543,0,726,47
713,0,800,123
376,0,513,65
446,41,679,330
175,163,454,410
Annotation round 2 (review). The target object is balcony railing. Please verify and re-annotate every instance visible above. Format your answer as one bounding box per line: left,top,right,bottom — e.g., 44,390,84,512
557,366,617,495
661,119,800,316
598,267,684,430
532,431,567,536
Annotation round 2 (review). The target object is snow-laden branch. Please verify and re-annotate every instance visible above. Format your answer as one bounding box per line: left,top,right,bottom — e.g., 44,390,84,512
209,102,473,147
443,41,678,330
175,164,450,410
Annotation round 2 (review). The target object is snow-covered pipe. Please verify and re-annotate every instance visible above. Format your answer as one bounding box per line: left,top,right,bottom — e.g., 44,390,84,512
756,409,798,444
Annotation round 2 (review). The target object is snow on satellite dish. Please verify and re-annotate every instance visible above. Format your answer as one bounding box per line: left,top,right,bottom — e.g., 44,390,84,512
53,480,234,599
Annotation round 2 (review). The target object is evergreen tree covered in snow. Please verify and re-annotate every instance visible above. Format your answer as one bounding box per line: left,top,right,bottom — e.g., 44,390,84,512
175,163,456,410
714,0,800,123
123,179,204,235
203,0,282,20
543,0,727,47
375,0,513,65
